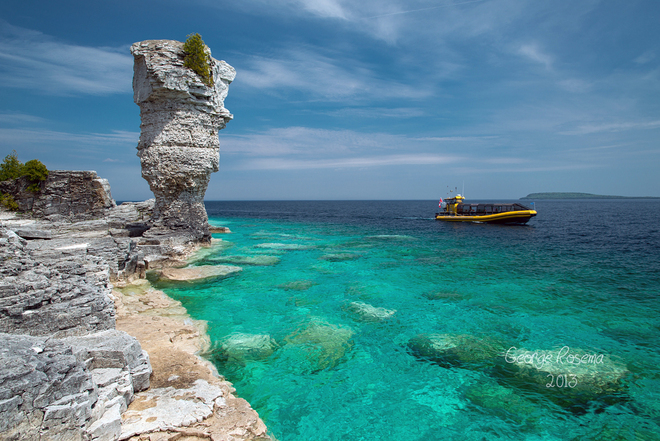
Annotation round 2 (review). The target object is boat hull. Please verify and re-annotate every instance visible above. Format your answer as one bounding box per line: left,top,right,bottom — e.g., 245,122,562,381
435,210,537,224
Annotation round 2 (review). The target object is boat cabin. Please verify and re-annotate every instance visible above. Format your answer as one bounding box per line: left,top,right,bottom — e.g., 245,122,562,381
440,195,533,216
455,203,533,215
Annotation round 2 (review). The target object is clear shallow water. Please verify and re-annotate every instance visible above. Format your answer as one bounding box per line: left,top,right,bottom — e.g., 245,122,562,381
153,200,660,440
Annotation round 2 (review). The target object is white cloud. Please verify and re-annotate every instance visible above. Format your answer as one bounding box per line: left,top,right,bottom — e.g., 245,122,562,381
561,120,660,135
0,112,47,125
518,43,553,69
0,128,139,145
0,21,133,95
296,0,349,19
242,154,462,170
222,126,405,157
220,126,545,173
236,49,432,101
414,136,497,142
634,50,656,65
321,107,427,118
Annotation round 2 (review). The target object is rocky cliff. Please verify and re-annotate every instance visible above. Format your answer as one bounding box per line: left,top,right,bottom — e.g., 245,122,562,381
130,39,235,242
0,170,115,220
0,225,151,440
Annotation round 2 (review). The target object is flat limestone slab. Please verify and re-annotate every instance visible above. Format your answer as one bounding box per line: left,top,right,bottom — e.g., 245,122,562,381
119,379,224,440
157,265,242,282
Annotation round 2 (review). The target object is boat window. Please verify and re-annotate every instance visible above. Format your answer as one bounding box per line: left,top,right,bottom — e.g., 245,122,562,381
477,205,485,213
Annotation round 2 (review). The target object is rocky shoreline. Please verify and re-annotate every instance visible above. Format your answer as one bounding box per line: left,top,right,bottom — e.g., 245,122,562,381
0,202,270,440
0,36,265,440
113,278,269,440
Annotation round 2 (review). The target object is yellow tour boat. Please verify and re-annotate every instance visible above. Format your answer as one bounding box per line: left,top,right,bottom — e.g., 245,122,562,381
435,195,537,224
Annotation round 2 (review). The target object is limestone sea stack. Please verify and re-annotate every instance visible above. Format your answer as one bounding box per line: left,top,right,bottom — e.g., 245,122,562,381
130,39,235,242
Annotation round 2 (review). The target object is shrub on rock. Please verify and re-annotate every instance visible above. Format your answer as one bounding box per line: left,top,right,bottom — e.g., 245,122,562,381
183,33,213,87
0,151,48,192
23,159,49,192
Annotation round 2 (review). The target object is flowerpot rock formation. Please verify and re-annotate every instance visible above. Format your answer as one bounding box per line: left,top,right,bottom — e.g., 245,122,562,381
131,39,235,242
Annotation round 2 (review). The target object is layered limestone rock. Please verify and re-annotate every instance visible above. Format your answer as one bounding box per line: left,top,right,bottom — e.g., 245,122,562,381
0,170,115,220
0,226,152,440
130,39,235,242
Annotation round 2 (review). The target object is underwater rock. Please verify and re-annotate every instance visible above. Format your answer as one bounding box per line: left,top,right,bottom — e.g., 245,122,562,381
156,265,241,282
495,346,630,405
211,255,280,266
219,333,279,364
319,253,362,262
344,301,396,322
407,333,504,369
278,280,318,291
254,242,312,250
465,381,540,425
284,318,354,373
208,226,231,233
422,291,470,301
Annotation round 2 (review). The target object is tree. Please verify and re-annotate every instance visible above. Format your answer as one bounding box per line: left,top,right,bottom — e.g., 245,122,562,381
23,159,49,192
0,152,49,192
0,150,24,182
183,33,214,87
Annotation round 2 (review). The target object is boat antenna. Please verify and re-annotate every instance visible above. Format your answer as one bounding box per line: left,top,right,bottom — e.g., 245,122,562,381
462,181,465,197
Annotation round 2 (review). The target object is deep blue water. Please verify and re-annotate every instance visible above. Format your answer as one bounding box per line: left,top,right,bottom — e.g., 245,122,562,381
155,200,660,440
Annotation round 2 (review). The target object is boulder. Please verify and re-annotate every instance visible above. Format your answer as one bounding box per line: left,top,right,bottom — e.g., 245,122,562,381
407,333,504,369
218,333,279,364
344,301,396,322
495,346,630,405
283,318,354,373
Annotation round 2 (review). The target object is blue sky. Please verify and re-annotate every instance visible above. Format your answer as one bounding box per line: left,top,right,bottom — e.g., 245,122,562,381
1,0,658,200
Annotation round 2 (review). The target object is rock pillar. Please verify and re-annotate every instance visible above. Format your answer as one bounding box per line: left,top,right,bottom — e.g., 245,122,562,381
130,40,235,242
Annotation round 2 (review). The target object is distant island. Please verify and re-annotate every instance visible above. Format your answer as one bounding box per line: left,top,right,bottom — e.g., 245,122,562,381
521,192,660,200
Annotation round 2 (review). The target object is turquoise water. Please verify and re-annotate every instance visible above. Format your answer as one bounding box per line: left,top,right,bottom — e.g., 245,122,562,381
154,200,660,440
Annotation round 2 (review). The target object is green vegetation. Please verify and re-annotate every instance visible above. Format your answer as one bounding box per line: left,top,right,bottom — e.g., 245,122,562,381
0,192,18,211
0,150,49,193
521,192,660,200
183,33,214,87
0,150,24,181
23,159,49,192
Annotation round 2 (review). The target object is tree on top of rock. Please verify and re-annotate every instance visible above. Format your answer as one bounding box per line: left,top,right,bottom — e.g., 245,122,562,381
183,33,214,87
0,150,48,192
0,150,23,182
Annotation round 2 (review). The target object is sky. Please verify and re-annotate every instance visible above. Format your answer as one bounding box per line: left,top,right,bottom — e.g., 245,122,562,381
0,0,659,200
